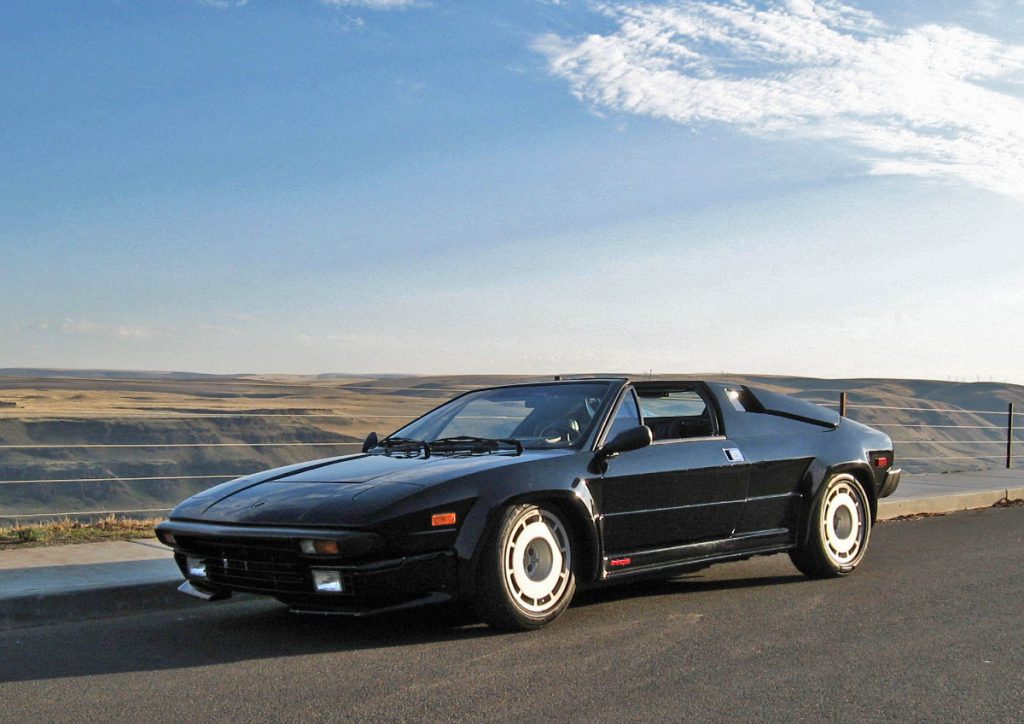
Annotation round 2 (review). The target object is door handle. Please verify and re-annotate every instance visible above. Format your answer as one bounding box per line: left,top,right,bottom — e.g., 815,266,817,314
723,447,745,462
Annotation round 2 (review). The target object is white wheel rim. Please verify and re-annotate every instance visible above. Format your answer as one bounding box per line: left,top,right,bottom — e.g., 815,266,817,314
821,480,865,565
503,509,572,614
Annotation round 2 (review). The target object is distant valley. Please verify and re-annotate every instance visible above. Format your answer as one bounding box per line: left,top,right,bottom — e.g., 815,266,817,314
1,370,1021,521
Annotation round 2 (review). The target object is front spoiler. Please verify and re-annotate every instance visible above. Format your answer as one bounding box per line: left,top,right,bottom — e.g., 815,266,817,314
175,579,452,617
178,580,232,601
289,591,452,617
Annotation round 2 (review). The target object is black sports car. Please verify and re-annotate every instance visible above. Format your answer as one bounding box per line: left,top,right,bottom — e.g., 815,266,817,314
157,378,901,630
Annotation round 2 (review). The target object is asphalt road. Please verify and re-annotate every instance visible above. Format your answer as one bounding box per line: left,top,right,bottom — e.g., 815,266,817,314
1,506,1022,723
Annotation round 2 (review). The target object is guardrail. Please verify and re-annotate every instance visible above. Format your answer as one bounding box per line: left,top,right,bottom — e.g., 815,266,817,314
0,388,1021,522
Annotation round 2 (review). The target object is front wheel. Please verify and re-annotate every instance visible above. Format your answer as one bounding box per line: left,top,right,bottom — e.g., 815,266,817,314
475,504,576,630
790,473,872,578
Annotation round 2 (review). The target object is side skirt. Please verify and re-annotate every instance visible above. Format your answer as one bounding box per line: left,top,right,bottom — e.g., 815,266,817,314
599,528,795,580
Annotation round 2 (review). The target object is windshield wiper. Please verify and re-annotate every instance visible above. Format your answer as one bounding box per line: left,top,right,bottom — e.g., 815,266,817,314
429,436,523,455
377,436,431,458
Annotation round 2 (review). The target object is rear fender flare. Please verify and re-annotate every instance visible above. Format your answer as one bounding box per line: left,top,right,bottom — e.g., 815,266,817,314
797,461,877,544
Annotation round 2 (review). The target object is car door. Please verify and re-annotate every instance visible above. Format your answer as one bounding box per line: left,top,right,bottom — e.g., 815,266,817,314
597,385,750,554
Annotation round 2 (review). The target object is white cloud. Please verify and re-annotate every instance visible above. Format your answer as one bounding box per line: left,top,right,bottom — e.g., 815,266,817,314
319,0,423,8
198,0,249,8
52,319,154,340
536,0,1024,199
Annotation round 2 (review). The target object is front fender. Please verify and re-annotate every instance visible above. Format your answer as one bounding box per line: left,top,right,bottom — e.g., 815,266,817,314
454,479,601,601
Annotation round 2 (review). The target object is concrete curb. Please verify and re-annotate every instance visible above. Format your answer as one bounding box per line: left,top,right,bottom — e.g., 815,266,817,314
0,580,237,631
878,486,1024,520
3,490,1023,631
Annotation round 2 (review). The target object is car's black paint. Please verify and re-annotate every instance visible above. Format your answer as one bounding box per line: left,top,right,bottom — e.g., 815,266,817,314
158,378,898,616
595,439,749,551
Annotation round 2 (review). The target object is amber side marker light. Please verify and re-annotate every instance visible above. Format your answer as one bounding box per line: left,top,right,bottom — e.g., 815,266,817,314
431,512,457,527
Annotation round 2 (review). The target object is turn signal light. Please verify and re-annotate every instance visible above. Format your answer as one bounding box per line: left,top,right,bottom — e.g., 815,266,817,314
431,512,457,527
300,539,340,556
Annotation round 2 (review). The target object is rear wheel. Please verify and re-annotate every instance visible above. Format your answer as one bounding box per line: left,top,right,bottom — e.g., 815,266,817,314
475,504,576,630
790,473,871,578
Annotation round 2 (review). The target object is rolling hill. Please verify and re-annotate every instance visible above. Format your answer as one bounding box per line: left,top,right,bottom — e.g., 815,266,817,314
1,370,1020,522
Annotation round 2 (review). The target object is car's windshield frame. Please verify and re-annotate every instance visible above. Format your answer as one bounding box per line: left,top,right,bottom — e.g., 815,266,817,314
381,380,622,451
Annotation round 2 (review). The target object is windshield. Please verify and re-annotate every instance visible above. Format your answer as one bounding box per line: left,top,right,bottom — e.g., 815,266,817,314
386,382,615,450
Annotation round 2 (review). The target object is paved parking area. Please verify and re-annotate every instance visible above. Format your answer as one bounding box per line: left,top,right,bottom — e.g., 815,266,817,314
1,506,1021,722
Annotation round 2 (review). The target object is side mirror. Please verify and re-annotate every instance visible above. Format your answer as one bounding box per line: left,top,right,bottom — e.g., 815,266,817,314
589,425,652,474
362,431,379,453
601,425,653,458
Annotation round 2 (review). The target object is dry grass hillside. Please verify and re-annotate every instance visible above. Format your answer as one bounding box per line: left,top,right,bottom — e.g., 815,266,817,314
1,370,1021,521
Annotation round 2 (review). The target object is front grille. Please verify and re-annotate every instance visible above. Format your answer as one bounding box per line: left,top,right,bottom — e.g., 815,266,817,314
204,556,309,594
175,536,350,596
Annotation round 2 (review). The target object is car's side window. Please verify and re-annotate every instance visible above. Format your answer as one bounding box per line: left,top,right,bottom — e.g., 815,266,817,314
637,388,715,441
604,389,641,442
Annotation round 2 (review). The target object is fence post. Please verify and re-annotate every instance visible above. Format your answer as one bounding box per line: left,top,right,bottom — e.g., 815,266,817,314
1008,402,1015,469
839,392,847,418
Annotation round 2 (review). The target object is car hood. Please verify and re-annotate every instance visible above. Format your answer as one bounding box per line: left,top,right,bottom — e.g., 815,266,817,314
170,450,561,526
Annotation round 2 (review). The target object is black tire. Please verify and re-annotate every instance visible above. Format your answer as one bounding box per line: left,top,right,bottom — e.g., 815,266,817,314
790,473,872,578
474,504,577,631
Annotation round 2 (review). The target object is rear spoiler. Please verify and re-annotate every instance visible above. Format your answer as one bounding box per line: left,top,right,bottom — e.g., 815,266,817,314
744,387,840,429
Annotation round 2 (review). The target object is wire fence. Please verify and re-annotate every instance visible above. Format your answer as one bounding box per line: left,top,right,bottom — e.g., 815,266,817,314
835,392,1019,467
0,382,476,523
0,387,1020,523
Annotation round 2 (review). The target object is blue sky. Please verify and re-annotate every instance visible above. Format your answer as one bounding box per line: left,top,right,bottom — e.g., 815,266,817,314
2,0,1023,382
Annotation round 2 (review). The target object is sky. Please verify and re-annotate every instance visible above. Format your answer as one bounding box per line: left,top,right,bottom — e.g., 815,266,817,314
2,0,1023,382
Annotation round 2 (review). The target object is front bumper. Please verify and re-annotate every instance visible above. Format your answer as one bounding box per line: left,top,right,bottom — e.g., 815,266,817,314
159,521,458,615
878,467,901,499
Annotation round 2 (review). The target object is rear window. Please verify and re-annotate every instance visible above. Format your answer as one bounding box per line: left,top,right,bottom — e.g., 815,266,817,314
638,390,708,418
